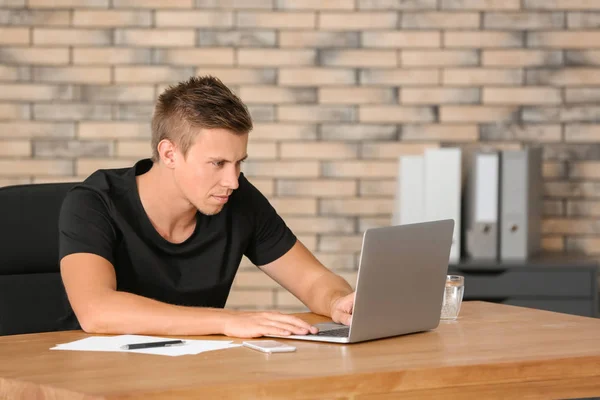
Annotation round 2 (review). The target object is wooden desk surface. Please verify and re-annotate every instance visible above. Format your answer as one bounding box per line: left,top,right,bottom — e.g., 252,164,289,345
1,302,600,400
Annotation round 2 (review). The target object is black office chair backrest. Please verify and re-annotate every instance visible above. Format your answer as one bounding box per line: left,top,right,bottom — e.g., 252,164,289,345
0,182,78,335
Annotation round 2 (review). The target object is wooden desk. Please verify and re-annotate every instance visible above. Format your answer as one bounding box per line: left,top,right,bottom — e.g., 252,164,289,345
1,302,599,399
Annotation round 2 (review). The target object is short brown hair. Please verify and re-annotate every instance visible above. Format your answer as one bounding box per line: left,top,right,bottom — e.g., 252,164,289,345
151,75,253,162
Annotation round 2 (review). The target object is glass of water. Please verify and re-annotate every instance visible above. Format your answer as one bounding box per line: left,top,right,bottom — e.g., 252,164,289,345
441,275,464,320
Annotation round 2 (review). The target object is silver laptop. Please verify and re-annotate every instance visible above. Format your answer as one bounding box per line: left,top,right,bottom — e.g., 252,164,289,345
267,219,454,344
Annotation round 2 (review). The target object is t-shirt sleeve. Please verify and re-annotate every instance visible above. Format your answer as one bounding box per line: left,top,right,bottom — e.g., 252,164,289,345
242,176,297,266
58,187,117,265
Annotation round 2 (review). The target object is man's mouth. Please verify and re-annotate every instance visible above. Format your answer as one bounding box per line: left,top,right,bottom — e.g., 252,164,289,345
212,195,229,204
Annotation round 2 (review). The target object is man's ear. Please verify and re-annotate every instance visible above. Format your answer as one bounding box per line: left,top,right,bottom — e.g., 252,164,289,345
157,139,177,168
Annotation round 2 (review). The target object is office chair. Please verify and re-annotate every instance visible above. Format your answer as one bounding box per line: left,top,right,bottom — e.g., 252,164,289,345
0,182,78,335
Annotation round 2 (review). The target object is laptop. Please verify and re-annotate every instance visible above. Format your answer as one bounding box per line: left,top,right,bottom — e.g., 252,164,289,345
267,219,454,344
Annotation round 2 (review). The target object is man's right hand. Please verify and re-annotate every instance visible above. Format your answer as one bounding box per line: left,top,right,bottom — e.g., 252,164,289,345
222,311,319,338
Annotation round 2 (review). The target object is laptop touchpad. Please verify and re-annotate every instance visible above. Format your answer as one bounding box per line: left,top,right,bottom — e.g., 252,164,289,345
314,322,347,332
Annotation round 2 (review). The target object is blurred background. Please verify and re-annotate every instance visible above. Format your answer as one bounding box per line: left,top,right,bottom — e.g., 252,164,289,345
1,0,599,313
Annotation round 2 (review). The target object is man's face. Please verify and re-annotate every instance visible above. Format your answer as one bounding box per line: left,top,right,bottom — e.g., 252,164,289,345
173,127,248,216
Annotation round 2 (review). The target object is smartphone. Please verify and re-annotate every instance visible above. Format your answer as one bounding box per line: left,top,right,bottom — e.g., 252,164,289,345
242,340,296,353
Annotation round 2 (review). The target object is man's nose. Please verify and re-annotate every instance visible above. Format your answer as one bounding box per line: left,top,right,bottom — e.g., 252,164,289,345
222,165,239,190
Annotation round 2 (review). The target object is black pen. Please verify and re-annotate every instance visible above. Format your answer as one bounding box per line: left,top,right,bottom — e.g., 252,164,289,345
120,339,185,350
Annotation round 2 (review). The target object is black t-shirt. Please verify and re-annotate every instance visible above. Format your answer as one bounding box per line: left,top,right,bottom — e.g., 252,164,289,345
57,158,296,329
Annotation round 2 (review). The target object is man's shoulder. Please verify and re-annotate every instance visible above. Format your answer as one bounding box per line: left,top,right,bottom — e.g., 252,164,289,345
64,160,142,211
73,160,143,196
61,177,110,214
82,162,137,189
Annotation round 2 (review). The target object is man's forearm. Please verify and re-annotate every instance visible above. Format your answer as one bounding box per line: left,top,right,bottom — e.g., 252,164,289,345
80,290,234,335
303,272,353,317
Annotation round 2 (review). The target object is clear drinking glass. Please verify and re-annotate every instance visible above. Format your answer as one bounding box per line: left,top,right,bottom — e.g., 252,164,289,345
440,275,464,320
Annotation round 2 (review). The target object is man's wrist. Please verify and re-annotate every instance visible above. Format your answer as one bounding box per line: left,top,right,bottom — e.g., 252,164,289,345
205,308,237,335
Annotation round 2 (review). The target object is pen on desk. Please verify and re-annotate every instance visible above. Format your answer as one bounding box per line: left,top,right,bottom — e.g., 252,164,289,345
121,339,185,350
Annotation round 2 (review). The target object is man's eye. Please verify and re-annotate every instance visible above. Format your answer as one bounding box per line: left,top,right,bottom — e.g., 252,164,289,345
212,161,224,167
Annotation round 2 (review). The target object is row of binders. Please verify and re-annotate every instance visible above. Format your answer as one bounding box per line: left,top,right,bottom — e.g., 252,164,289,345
392,147,543,263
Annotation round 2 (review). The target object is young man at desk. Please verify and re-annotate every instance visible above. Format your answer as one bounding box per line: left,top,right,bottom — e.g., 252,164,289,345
58,76,354,338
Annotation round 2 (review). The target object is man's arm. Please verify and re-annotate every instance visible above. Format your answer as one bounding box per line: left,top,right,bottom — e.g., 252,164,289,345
61,253,317,337
259,240,355,325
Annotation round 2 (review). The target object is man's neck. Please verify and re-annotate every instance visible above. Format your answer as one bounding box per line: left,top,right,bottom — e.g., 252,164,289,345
136,162,197,244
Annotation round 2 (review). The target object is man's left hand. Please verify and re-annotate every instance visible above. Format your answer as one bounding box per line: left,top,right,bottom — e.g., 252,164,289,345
330,292,355,326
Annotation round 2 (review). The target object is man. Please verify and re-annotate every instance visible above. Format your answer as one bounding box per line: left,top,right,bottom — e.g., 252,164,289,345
59,76,355,338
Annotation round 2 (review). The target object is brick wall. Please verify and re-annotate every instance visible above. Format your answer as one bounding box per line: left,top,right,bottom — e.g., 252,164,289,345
1,0,600,312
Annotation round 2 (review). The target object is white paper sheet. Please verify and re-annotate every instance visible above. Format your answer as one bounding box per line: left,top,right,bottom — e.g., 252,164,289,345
51,334,241,357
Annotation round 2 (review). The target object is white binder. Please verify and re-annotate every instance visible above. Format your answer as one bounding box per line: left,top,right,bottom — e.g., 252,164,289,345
424,148,462,263
393,155,425,226
465,151,500,260
500,148,543,260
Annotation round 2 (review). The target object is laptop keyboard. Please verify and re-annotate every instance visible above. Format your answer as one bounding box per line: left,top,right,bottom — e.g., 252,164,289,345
311,327,350,337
